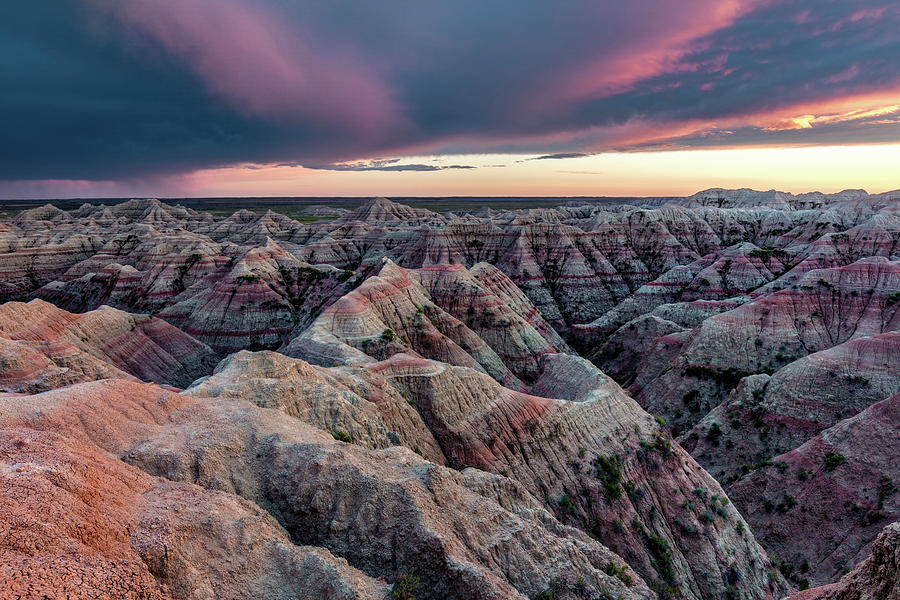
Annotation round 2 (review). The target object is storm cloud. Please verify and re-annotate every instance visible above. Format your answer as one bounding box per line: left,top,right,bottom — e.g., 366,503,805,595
526,153,591,161
304,160,477,172
1,0,898,184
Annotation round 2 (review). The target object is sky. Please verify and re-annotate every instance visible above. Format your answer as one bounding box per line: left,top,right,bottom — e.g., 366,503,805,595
1,1,899,199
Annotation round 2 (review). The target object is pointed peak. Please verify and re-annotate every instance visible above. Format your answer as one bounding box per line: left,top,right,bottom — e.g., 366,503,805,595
347,197,443,224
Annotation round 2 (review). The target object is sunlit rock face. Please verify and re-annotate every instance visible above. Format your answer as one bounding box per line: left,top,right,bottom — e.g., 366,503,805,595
0,298,217,389
283,259,569,389
2,190,900,598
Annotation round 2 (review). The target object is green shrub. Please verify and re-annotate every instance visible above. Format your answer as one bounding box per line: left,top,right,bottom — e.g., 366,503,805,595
748,247,788,261
823,452,846,471
624,480,644,503
535,578,562,600
705,423,723,445
604,562,634,586
392,573,420,600
557,494,576,513
845,375,869,386
646,535,675,583
640,433,673,458
683,365,752,386
683,390,702,413
331,430,352,443
776,494,797,513
593,454,623,500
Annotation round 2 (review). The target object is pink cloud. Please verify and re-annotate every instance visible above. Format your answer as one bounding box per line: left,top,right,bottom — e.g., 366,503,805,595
538,0,757,107
89,0,400,140
829,5,892,32
825,64,860,84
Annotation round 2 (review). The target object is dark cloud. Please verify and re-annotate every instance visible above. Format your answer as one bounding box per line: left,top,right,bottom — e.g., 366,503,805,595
650,115,900,150
1,0,898,184
572,1,900,130
305,161,477,172
527,153,591,161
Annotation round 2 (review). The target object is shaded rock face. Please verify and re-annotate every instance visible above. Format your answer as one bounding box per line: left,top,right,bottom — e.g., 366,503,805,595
584,258,900,592
726,395,900,588
576,257,900,590
789,522,900,600
3,192,900,598
682,332,900,484
608,257,900,442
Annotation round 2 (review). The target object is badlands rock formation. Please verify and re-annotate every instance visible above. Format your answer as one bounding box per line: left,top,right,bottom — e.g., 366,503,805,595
1,189,898,598
789,521,900,600
285,259,569,388
727,394,900,587
0,379,655,600
0,428,390,600
0,299,217,389
189,350,782,599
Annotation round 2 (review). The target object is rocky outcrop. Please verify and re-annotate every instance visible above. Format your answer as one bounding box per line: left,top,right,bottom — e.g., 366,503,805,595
577,242,790,345
587,314,689,390
186,350,447,463
181,344,786,598
372,353,786,599
158,241,359,354
0,427,390,600
631,258,900,435
0,299,216,388
285,259,568,388
682,332,900,483
0,335,135,393
201,209,315,245
728,395,900,587
0,233,102,301
0,379,655,600
342,197,445,226
789,521,900,600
